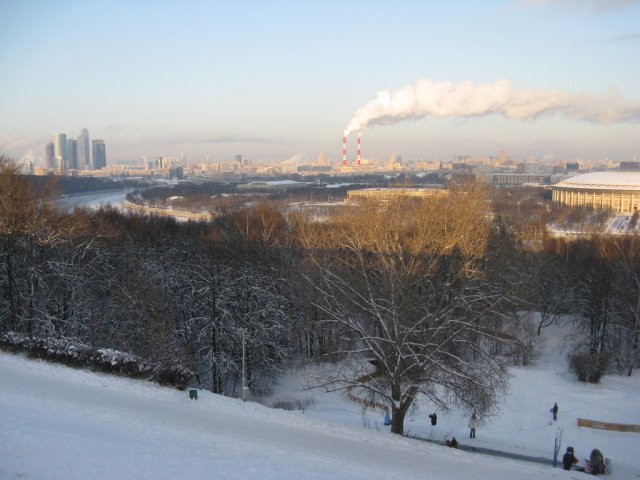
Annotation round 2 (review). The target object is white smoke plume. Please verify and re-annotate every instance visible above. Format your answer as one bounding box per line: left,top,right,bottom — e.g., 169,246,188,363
343,79,640,137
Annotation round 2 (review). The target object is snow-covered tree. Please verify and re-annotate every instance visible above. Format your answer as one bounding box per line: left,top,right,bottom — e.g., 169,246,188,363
298,182,515,435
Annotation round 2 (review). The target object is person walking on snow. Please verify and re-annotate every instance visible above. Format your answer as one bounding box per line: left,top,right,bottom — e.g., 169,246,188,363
428,412,437,426
551,402,558,421
469,413,478,439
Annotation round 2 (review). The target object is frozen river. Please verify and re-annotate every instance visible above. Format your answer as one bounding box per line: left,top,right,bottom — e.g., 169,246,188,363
54,189,208,222
53,189,132,213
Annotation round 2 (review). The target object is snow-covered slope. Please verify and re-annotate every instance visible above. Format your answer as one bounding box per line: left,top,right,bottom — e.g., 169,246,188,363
2,320,639,480
0,350,612,480
265,322,640,479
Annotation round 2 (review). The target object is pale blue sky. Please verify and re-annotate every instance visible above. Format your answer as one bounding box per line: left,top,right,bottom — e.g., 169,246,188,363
1,0,639,165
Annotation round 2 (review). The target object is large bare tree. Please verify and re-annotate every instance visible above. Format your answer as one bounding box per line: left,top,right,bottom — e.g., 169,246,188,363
298,182,515,435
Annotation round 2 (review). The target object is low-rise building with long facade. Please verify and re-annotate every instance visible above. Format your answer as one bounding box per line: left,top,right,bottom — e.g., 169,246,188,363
551,172,640,213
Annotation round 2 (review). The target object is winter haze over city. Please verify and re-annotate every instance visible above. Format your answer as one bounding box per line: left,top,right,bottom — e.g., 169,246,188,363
1,1,640,480
1,0,640,165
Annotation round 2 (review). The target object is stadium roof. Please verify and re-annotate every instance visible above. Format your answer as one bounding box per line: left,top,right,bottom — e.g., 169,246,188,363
554,172,640,191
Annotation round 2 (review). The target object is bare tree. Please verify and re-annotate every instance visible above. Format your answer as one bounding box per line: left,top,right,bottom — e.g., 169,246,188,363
605,236,640,375
0,157,62,332
298,182,514,435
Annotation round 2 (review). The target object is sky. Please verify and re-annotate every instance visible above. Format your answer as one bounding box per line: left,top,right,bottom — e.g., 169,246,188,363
1,0,639,166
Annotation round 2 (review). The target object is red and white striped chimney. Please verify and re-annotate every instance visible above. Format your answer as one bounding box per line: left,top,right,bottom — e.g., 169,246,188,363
342,136,347,167
357,132,361,166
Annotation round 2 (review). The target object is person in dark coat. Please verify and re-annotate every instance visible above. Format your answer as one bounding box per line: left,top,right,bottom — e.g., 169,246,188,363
446,437,458,448
562,446,578,471
551,402,558,421
590,449,604,475
428,412,437,426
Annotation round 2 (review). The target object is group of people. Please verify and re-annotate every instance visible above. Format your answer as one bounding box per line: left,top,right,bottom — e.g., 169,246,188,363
563,446,607,475
422,404,608,475
427,411,477,448
429,412,461,448
551,402,608,474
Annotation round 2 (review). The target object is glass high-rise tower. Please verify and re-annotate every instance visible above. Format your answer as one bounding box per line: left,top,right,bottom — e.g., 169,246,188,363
53,133,68,173
92,139,106,170
77,128,91,170
67,138,78,170
45,142,55,170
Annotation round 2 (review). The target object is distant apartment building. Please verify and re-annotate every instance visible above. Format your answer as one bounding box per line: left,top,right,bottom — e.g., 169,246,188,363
491,173,550,187
237,180,309,191
92,139,107,170
156,156,181,169
565,162,581,171
620,161,640,171
347,187,447,203
414,161,441,171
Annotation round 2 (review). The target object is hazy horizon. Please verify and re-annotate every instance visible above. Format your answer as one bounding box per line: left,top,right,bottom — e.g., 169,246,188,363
1,0,639,166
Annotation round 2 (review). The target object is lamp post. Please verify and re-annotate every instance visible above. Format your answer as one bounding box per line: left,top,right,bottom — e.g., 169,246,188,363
241,330,249,401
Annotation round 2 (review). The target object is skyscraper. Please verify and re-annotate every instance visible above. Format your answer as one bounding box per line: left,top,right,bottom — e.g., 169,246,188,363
45,142,55,170
53,133,68,173
67,138,78,170
77,128,91,170
92,139,106,170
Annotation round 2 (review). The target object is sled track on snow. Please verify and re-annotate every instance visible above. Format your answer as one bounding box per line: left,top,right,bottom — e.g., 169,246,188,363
412,436,552,466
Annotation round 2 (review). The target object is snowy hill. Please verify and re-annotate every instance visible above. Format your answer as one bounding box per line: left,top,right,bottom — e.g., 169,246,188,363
264,322,640,479
1,322,639,480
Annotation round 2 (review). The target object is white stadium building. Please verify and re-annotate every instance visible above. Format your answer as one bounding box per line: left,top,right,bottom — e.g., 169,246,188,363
552,172,640,214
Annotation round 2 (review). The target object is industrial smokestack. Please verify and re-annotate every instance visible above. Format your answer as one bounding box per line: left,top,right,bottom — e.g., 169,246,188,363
342,136,347,167
357,131,361,166
343,78,640,136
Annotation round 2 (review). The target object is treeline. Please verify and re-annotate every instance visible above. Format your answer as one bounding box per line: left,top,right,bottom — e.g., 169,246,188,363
491,187,638,378
0,210,309,395
529,235,640,379
1,159,639,404
1,159,319,394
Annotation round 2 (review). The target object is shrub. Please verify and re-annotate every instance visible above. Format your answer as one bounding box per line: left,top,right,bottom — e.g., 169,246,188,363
0,331,193,390
271,396,315,412
152,363,193,390
569,352,609,383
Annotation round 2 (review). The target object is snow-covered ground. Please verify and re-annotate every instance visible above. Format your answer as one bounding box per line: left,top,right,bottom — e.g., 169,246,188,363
605,214,640,235
548,214,640,237
264,322,640,479
1,322,639,479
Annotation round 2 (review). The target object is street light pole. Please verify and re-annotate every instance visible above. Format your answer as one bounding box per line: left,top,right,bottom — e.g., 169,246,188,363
241,329,248,401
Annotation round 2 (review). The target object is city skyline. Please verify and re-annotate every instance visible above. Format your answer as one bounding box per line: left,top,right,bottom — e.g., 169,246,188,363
1,0,639,166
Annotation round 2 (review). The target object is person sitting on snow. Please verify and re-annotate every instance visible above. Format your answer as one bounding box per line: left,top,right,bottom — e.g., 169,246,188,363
590,449,605,475
562,446,578,471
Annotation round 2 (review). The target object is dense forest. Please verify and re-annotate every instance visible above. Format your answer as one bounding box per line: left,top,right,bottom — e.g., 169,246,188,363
1,157,638,434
